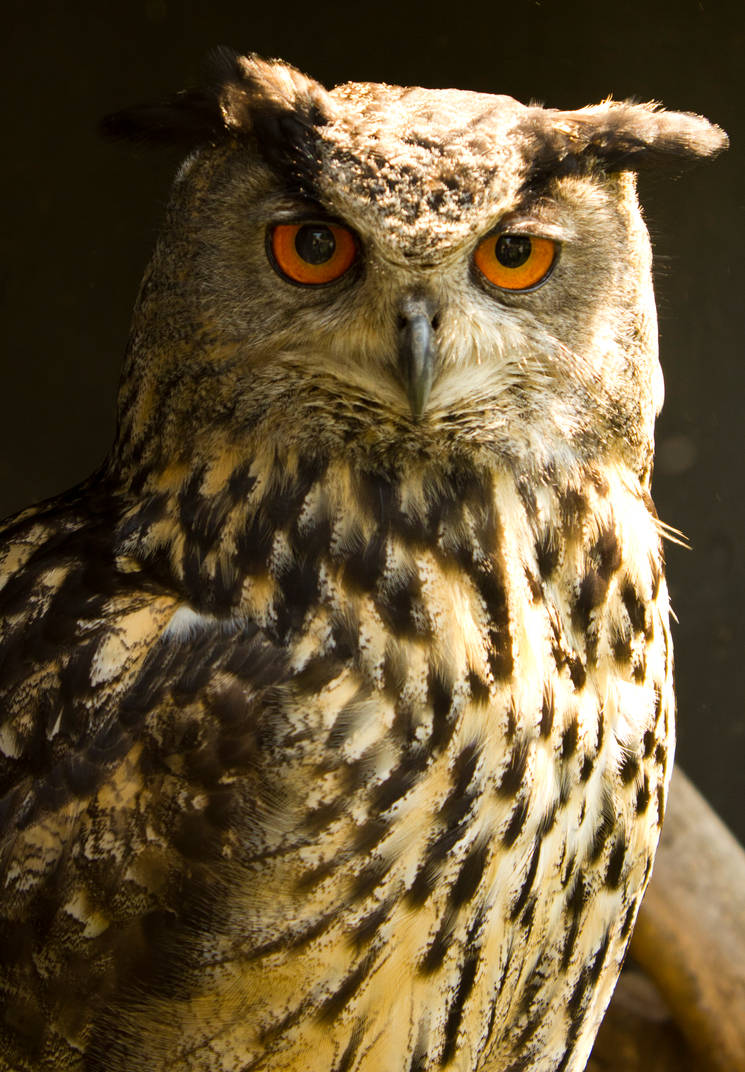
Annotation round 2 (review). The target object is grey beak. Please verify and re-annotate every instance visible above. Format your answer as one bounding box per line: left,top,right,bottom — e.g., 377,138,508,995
397,300,438,420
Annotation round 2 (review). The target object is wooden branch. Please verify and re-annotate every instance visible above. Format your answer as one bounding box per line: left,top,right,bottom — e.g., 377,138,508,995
629,766,745,1072
588,965,694,1072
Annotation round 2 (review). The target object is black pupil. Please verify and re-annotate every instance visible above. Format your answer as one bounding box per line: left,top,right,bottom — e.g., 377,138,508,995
295,224,336,265
495,235,532,269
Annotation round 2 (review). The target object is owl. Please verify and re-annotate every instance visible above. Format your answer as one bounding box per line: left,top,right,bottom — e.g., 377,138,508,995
0,49,727,1072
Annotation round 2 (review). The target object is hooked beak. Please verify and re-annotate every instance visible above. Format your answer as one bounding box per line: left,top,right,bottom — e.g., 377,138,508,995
397,299,439,420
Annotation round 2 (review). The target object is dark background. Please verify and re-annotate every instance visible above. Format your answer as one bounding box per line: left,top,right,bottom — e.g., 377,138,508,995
2,0,743,842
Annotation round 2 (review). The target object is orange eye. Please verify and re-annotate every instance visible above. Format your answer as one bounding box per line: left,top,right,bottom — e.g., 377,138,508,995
269,221,358,285
474,233,557,291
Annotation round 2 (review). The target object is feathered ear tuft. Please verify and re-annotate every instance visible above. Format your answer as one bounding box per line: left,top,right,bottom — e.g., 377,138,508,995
567,100,729,170
99,88,225,146
524,100,728,182
215,50,335,177
217,50,334,135
99,48,334,156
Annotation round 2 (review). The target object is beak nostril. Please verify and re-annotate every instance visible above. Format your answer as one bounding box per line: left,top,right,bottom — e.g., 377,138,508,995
397,312,440,333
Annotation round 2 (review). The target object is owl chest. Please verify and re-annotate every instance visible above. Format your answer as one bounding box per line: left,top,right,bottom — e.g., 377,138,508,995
215,495,671,1071
147,466,672,1070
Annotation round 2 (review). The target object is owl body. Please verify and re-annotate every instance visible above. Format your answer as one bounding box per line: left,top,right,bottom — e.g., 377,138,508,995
0,54,725,1072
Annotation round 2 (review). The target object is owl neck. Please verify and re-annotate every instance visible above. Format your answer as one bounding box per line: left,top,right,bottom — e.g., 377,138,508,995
110,435,642,646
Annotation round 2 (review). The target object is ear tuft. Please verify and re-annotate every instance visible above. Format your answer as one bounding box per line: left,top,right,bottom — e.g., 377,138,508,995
99,48,334,155
99,88,225,146
218,51,334,134
567,100,729,171
524,99,728,183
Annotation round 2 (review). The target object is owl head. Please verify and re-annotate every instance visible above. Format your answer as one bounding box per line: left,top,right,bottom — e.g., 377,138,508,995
107,50,726,488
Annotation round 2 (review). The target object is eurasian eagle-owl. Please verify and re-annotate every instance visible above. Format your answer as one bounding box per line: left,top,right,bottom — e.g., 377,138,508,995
0,50,727,1072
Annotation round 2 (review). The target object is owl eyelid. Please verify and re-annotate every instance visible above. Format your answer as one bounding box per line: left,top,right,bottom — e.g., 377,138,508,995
268,210,356,230
484,221,568,244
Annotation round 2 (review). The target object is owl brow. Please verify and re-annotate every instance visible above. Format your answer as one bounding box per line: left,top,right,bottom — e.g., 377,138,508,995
244,108,324,201
270,200,338,223
517,151,593,197
499,190,568,236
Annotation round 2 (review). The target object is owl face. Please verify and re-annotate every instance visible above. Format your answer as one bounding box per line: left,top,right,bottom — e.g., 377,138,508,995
111,53,726,483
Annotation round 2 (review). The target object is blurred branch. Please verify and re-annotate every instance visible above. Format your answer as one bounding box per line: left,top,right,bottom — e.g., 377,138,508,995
588,965,694,1072
589,765,745,1071
630,766,745,1071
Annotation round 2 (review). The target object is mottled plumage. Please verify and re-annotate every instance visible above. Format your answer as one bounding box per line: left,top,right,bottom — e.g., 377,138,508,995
0,52,727,1072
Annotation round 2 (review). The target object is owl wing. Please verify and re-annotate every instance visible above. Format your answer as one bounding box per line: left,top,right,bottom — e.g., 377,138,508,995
0,485,297,1068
